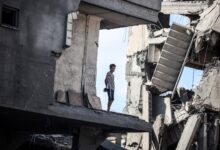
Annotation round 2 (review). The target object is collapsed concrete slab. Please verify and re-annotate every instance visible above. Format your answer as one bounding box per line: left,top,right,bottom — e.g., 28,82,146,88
193,60,220,112
151,23,194,93
196,1,220,33
176,114,202,150
194,1,220,55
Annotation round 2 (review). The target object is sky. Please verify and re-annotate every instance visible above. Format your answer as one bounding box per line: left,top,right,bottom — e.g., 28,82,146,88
96,14,203,113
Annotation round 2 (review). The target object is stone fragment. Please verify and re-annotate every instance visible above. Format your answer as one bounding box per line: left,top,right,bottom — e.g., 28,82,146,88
55,90,67,104
85,94,102,109
67,90,83,106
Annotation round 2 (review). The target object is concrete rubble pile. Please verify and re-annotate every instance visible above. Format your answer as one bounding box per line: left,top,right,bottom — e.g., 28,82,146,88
155,59,220,150
193,58,220,111
27,134,126,150
28,135,72,150
124,0,220,149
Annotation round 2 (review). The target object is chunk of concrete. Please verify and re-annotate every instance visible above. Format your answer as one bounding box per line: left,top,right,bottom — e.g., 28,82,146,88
85,94,102,109
125,133,142,149
67,90,83,106
55,90,66,104
153,115,165,142
164,97,173,125
142,87,152,150
174,109,189,124
176,114,202,150
193,65,220,111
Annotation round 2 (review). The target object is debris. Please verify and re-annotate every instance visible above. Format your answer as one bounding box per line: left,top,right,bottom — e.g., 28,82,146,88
161,1,208,15
153,115,165,142
164,97,173,125
55,90,66,104
67,90,84,106
174,109,189,124
196,1,220,33
30,134,72,149
151,24,194,93
124,1,220,150
125,133,142,149
193,60,220,112
84,93,102,109
98,140,127,150
176,114,202,150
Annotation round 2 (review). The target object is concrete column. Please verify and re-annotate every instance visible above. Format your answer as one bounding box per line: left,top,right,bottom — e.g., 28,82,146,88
142,85,152,150
124,25,150,149
125,75,143,149
82,15,102,95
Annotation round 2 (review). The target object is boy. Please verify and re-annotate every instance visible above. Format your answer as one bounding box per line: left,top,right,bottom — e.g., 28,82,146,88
105,64,116,111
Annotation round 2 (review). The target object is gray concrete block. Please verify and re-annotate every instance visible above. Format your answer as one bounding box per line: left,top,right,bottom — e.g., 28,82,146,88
67,90,83,106
176,114,202,150
55,90,66,104
85,94,102,110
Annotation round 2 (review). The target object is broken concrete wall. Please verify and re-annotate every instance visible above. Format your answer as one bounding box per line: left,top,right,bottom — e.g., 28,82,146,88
126,74,143,116
193,61,220,111
54,14,102,108
124,25,149,150
54,14,101,94
125,25,150,115
55,14,86,94
127,25,149,56
81,16,102,95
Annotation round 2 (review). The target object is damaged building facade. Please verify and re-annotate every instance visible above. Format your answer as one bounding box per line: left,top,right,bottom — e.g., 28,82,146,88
2,0,220,149
124,0,220,150
0,0,162,149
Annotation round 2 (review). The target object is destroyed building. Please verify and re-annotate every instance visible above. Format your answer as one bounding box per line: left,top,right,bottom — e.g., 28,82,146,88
0,0,163,149
124,0,220,150
2,0,220,149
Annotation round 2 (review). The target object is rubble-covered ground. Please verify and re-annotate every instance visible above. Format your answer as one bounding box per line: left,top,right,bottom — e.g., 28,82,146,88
17,134,72,150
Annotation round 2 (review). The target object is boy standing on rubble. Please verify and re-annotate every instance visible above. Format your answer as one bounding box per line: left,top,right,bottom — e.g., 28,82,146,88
104,64,116,111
